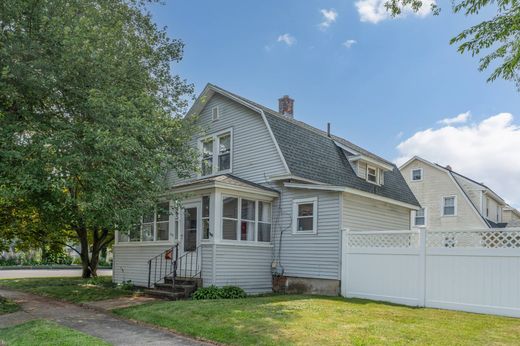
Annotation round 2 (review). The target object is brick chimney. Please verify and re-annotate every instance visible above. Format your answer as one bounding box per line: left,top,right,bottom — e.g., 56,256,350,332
278,95,294,118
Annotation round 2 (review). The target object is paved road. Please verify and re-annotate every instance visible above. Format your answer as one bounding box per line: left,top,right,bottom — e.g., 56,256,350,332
0,269,112,279
0,288,207,346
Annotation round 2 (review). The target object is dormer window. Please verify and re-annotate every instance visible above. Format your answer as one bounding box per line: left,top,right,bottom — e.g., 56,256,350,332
367,166,378,184
199,129,232,176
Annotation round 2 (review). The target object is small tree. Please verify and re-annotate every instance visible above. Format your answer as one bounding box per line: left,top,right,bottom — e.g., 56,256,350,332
385,0,520,89
0,0,199,277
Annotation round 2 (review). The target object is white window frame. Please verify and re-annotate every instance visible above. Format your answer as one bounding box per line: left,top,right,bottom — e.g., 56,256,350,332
412,208,427,228
198,128,233,177
211,106,220,121
411,168,423,182
366,165,379,185
442,195,457,217
221,194,272,243
116,202,172,244
292,197,318,234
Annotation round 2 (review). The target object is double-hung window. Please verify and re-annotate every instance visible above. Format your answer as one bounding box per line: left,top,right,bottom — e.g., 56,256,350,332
293,197,318,234
414,208,426,227
367,166,378,184
411,168,423,181
443,196,456,216
221,196,271,242
202,196,210,239
199,129,232,176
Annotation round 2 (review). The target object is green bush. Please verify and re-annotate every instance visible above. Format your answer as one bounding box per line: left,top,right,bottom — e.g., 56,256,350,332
192,285,246,300
220,286,246,299
117,280,134,291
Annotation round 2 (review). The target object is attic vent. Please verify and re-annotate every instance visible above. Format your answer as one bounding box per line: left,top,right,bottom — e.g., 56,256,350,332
212,106,220,121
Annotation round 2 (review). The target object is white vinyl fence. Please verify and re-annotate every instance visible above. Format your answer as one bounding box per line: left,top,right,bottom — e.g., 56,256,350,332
341,228,520,318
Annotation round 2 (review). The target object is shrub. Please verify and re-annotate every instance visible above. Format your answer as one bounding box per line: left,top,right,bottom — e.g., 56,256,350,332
117,280,134,291
192,285,246,300
220,286,246,299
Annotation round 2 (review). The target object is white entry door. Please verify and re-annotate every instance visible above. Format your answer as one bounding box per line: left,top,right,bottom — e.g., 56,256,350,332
180,202,201,254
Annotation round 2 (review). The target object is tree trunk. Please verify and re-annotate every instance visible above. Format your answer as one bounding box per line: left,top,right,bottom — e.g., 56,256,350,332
75,226,92,278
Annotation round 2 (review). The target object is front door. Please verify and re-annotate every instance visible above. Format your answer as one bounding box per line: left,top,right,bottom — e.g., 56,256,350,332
181,202,200,254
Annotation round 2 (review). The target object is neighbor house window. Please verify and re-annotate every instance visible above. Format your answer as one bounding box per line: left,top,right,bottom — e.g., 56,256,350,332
221,196,271,242
443,196,456,216
411,168,423,181
118,202,171,242
366,166,378,184
199,129,232,176
202,196,210,239
414,208,426,227
293,197,318,234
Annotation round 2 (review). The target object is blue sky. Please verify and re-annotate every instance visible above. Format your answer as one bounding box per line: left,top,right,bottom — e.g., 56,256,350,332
150,1,520,207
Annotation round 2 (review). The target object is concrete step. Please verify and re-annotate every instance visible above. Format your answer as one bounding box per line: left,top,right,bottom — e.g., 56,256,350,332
155,283,197,296
143,289,185,300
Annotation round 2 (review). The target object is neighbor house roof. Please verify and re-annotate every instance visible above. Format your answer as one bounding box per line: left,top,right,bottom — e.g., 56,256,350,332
204,84,420,208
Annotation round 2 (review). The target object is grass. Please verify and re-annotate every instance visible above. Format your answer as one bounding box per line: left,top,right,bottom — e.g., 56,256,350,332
0,297,20,315
114,295,520,346
0,276,134,303
0,320,109,346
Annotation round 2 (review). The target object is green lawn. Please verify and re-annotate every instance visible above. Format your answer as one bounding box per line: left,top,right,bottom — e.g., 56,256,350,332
0,320,109,346
114,295,520,346
0,276,134,303
0,297,20,315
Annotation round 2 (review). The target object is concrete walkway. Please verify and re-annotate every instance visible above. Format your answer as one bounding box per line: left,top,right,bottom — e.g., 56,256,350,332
0,268,112,279
0,288,208,346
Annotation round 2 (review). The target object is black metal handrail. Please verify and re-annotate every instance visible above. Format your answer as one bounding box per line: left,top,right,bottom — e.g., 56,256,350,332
147,244,178,288
175,245,202,280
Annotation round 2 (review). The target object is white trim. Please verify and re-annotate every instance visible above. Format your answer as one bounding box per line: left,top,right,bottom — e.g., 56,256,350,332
198,127,233,177
268,174,325,185
189,84,290,175
412,207,427,228
170,181,279,199
292,197,318,234
348,155,394,171
283,182,421,210
441,195,457,217
366,165,379,185
411,168,423,182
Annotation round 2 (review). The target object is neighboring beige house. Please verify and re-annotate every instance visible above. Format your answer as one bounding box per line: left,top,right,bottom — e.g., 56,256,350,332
400,156,519,230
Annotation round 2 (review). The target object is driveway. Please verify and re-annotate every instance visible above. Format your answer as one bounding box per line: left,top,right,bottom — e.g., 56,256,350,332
0,268,112,279
0,288,208,346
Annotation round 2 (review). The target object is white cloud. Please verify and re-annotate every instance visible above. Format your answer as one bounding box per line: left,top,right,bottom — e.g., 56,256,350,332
396,112,520,208
438,111,471,125
343,39,357,48
355,0,436,24
319,9,338,30
277,33,296,46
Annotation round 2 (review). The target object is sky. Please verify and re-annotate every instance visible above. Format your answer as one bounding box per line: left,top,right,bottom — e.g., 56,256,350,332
149,1,520,208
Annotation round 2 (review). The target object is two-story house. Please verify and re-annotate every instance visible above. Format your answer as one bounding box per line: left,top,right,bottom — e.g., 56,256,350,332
112,84,420,296
400,156,519,230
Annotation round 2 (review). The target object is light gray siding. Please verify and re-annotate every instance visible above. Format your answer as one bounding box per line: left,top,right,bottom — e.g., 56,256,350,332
201,244,214,285
273,186,342,280
113,244,172,287
342,193,411,231
209,244,273,294
168,93,287,186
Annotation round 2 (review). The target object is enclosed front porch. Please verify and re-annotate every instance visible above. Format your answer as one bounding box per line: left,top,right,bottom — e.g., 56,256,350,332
113,175,279,295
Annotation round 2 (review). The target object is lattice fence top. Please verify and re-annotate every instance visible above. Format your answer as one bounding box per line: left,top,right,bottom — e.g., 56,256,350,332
427,229,520,249
347,231,419,248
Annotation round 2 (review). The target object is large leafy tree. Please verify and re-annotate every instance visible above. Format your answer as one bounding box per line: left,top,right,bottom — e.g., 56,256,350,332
385,0,520,88
0,0,199,277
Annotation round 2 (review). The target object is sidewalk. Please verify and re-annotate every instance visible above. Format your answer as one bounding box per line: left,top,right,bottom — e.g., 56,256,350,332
0,288,208,346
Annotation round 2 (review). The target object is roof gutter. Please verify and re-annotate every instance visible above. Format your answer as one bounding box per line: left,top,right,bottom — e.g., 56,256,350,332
284,182,421,210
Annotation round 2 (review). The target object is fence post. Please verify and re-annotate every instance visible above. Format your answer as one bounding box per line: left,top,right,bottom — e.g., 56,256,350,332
340,228,349,297
418,228,426,307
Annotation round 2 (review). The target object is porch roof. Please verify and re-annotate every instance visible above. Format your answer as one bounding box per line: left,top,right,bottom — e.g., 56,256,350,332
169,174,280,198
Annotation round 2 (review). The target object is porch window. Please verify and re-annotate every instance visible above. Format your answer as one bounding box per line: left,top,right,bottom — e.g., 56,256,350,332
117,202,171,243
199,129,232,176
221,196,272,243
293,197,318,234
222,197,239,240
202,196,210,239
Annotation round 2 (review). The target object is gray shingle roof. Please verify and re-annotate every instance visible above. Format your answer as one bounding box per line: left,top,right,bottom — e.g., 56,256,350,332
208,84,420,207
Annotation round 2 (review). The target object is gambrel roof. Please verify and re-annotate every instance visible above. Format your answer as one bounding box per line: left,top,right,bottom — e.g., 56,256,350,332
188,84,420,208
